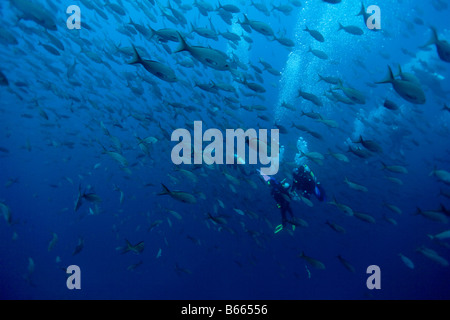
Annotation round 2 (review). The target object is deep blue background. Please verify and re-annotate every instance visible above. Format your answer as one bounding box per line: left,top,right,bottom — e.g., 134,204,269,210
1,0,449,299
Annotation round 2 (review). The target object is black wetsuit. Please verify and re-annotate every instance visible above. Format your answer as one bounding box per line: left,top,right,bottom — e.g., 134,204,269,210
270,182,293,226
291,166,316,199
291,165,327,202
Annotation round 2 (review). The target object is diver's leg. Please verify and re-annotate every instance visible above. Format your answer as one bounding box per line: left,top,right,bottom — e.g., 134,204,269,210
287,205,294,220
281,208,288,227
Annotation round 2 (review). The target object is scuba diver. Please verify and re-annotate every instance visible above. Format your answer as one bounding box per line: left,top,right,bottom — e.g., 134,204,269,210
260,164,326,233
259,171,294,232
291,164,326,202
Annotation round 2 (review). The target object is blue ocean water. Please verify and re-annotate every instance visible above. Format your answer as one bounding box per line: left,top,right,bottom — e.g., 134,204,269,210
1,0,450,300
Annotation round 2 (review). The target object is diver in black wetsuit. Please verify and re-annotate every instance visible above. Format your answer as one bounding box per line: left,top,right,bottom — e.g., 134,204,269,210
261,174,294,228
260,165,326,232
291,164,326,202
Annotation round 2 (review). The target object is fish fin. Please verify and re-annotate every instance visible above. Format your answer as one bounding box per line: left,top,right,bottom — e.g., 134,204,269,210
121,239,132,254
332,195,338,204
397,64,403,77
352,135,362,144
174,32,189,53
414,207,422,215
420,27,438,48
428,165,437,176
128,44,142,65
375,66,394,84
158,183,171,196
146,26,155,39
98,141,108,153
356,2,365,16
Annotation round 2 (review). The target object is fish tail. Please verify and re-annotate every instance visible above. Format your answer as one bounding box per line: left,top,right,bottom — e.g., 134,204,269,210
376,66,394,84
331,195,338,205
420,27,438,48
356,2,365,16
430,27,439,42
158,183,171,196
317,74,324,82
337,22,344,31
381,161,387,170
174,32,189,53
147,26,155,39
121,239,131,254
397,64,403,77
128,44,142,65
98,141,108,153
427,234,434,240
428,165,437,177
